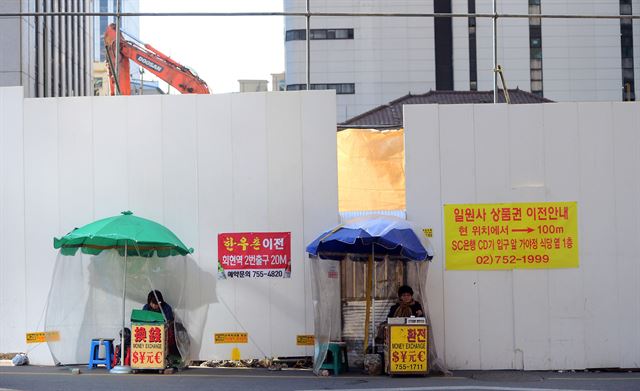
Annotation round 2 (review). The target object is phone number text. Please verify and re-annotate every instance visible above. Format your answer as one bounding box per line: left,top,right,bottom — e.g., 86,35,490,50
476,254,550,265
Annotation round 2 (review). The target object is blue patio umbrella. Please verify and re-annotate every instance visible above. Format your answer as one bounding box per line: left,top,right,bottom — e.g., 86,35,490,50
306,215,434,366
306,215,434,262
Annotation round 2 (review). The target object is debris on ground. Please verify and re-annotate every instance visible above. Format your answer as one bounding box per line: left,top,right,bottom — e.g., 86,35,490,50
198,357,312,370
11,353,29,366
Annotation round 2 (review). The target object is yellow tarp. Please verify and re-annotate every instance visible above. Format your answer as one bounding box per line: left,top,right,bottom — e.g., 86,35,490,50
338,128,406,212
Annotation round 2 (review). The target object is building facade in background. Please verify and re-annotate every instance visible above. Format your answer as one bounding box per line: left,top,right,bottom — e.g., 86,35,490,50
93,0,140,95
284,0,640,122
0,0,94,97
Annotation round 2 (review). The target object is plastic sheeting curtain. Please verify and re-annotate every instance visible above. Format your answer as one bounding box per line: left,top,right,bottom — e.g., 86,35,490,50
310,257,341,374
45,250,206,367
311,255,447,374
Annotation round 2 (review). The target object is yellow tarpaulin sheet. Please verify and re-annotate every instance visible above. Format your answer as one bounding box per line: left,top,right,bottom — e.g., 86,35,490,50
338,128,405,212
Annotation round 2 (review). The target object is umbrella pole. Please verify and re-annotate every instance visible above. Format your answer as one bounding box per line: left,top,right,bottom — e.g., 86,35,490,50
372,247,376,351
363,254,373,356
111,244,132,374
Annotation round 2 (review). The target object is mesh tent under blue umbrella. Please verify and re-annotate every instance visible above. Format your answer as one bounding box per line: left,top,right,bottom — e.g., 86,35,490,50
306,215,444,375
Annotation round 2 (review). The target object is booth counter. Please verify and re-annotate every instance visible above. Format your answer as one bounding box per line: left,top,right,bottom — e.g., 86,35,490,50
130,310,168,371
384,318,429,376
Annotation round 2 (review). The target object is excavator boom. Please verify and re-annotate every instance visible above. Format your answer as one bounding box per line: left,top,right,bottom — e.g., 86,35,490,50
104,24,210,95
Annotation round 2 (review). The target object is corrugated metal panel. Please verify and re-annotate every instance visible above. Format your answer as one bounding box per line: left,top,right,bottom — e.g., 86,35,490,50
342,299,394,366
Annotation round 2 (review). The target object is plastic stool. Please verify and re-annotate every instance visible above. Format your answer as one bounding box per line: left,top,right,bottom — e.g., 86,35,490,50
88,338,114,370
320,341,349,375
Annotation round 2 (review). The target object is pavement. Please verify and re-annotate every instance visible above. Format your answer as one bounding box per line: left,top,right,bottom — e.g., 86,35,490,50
1,365,640,391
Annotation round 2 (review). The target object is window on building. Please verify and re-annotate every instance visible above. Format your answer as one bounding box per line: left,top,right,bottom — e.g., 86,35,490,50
529,0,543,96
468,0,478,91
285,28,354,41
620,0,635,101
286,83,355,94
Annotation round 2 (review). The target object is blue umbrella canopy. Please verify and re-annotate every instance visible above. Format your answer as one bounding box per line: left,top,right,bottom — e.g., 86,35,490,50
306,215,434,261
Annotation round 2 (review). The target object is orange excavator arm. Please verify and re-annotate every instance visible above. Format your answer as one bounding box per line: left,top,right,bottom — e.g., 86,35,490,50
104,23,210,95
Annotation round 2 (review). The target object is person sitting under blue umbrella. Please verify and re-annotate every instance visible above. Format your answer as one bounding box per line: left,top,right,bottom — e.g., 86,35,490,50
387,285,424,318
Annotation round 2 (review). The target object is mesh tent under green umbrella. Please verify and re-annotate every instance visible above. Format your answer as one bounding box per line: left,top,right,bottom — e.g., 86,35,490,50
51,211,193,373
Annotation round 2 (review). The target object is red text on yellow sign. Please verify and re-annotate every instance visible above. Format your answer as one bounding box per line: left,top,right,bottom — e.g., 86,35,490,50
389,325,428,373
131,325,165,369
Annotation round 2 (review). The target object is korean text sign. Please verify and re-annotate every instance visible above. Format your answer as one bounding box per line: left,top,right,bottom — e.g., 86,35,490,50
217,232,291,279
444,202,578,270
131,324,165,369
389,325,428,373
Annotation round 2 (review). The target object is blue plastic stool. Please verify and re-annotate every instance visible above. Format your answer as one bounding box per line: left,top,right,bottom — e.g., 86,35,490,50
320,341,349,375
88,338,114,370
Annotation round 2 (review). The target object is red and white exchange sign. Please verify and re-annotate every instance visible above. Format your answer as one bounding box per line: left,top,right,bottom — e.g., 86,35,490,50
217,232,291,279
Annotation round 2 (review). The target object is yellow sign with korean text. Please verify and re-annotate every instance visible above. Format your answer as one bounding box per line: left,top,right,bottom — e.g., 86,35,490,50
296,335,315,346
131,324,165,369
26,331,59,344
389,325,428,373
444,202,579,270
215,332,248,344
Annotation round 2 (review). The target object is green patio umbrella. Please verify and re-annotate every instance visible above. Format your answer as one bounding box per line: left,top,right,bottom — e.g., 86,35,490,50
53,211,193,373
54,210,193,257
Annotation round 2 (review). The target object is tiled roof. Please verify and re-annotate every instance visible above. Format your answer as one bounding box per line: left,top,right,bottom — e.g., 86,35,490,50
340,89,554,127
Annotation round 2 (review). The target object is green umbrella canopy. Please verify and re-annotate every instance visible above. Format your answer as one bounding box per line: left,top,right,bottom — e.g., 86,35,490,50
53,211,194,257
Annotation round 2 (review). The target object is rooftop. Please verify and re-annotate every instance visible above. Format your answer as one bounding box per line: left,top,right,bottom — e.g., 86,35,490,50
340,89,554,128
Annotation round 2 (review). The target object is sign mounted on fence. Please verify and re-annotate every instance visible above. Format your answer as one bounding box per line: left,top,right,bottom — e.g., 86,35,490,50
217,232,291,279
26,331,59,344
444,202,579,270
215,333,248,344
296,335,315,346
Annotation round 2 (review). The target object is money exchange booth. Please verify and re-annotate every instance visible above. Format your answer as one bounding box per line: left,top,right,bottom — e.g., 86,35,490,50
130,309,167,372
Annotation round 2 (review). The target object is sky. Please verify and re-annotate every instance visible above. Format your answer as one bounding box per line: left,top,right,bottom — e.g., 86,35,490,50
138,0,285,93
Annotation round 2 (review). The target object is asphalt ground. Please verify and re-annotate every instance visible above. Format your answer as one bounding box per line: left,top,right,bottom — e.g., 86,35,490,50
1,366,640,391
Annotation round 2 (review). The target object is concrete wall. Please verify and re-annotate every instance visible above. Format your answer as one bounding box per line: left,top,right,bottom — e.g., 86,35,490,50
0,87,338,364
405,101,640,370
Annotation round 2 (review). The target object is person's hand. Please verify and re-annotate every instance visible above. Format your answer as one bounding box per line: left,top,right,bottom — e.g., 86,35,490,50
416,309,424,316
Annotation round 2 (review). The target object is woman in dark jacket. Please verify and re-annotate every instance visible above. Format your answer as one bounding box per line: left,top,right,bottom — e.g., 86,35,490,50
143,290,174,322
387,285,424,318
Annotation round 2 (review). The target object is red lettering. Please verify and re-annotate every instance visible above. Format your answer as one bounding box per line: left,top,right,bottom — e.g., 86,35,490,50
134,327,147,343
417,328,426,343
418,351,426,362
155,352,162,364
391,351,399,363
399,351,407,362
149,327,162,343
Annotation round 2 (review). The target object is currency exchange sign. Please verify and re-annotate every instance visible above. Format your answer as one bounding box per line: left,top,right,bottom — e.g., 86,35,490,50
444,202,578,270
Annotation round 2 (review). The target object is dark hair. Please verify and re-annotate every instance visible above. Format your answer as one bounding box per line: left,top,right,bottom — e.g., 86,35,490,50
120,327,131,340
398,285,413,296
147,290,164,305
